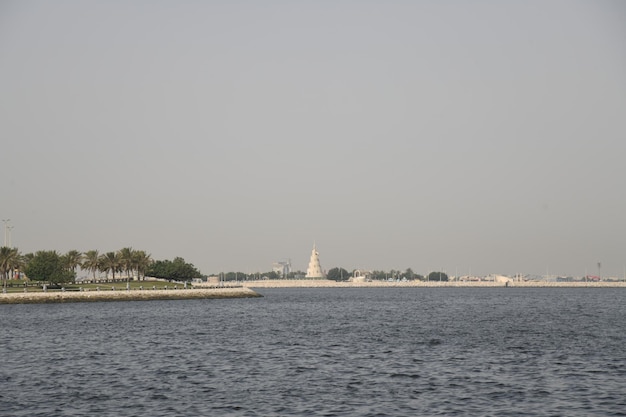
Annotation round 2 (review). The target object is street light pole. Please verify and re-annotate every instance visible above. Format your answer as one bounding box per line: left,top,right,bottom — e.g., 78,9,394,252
2,219,10,247
7,226,13,248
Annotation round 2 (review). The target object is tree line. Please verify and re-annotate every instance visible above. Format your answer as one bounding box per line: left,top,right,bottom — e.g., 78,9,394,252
214,268,449,282
326,267,448,282
1,246,449,286
0,246,201,286
217,270,307,281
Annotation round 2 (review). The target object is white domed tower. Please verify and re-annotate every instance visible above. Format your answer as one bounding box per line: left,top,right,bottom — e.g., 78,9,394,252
305,243,324,278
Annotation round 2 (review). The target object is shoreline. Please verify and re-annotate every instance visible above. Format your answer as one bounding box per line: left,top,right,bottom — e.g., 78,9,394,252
3,280,624,304
240,279,626,288
0,287,262,304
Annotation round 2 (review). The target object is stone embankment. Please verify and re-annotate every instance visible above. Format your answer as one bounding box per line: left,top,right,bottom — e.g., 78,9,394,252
0,287,261,304
241,279,626,288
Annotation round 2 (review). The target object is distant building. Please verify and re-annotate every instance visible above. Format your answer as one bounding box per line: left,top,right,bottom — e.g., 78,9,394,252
556,276,574,282
459,276,482,281
207,275,220,285
350,270,371,282
306,243,324,278
492,274,513,284
273,260,291,277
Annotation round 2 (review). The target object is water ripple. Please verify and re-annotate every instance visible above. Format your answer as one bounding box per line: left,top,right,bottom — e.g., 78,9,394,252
1,288,625,416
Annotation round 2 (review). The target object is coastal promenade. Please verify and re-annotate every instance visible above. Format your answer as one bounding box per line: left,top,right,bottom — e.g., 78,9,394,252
241,279,626,288
0,287,261,304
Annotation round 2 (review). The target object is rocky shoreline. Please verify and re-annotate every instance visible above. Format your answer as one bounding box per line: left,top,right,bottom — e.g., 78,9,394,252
0,287,262,304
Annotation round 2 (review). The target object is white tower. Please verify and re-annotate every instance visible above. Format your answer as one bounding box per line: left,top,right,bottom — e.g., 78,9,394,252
306,243,324,278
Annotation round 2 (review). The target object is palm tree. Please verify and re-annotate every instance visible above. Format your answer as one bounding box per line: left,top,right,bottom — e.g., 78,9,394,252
99,251,121,281
118,247,135,281
62,250,83,274
21,252,34,279
132,250,152,280
13,251,28,281
82,250,100,280
0,246,20,289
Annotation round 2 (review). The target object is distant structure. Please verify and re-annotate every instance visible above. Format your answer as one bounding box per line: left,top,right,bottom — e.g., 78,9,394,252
350,270,371,283
272,260,291,277
491,274,513,284
305,243,324,278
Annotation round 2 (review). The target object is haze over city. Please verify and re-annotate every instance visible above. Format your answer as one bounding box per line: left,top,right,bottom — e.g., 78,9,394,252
1,1,625,278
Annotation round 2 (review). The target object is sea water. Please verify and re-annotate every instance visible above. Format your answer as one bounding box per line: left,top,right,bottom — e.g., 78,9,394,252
1,287,625,416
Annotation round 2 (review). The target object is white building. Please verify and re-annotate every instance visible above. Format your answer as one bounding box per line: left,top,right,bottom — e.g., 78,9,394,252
350,270,371,282
305,244,324,278
272,260,291,277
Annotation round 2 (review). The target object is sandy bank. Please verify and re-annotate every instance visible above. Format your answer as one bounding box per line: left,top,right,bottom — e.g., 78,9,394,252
0,287,262,304
241,279,626,288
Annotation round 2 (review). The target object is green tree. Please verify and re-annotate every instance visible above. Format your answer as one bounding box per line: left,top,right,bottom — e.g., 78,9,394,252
82,250,100,280
0,246,20,288
404,268,415,280
428,271,448,281
99,251,121,280
62,250,83,274
132,250,152,280
370,270,387,280
147,260,168,279
285,270,305,279
118,247,135,280
224,271,246,281
146,257,201,281
327,267,350,281
263,271,280,279
24,250,75,284
13,251,27,280
22,252,34,264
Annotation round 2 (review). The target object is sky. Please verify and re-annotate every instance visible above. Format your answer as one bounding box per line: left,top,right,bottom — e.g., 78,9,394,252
1,1,625,278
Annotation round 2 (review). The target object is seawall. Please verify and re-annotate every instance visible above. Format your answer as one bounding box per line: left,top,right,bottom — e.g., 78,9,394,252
0,287,262,304
241,279,626,288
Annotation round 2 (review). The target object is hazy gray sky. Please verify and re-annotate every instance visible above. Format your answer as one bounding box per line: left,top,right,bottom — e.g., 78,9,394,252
1,1,625,278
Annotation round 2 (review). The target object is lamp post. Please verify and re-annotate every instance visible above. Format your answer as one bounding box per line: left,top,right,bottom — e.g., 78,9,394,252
7,226,13,248
2,219,10,247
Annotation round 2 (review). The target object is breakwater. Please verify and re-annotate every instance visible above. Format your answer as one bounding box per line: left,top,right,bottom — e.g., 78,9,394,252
241,279,626,288
0,287,261,304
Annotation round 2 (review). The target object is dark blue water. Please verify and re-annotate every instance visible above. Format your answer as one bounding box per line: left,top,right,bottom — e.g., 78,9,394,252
1,287,625,416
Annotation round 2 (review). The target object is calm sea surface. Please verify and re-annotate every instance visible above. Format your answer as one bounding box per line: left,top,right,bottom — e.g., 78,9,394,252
1,287,625,416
